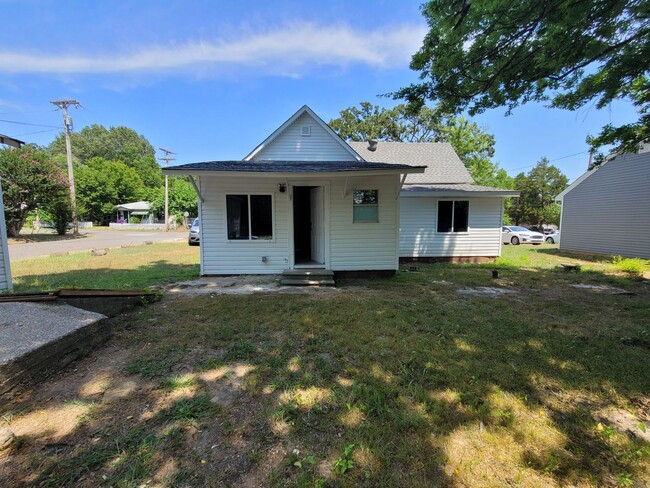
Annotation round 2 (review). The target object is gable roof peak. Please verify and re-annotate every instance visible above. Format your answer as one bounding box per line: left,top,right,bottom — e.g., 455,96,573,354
243,105,362,162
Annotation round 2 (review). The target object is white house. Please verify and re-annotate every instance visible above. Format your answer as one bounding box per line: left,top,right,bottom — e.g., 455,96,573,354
164,105,515,278
115,201,154,224
349,142,519,262
555,147,650,259
0,179,13,292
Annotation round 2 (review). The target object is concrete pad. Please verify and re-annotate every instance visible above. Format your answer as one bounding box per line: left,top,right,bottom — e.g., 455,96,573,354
0,302,107,397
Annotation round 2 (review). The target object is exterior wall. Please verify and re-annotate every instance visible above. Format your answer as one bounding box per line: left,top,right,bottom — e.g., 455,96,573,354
330,175,400,270
0,181,12,292
399,196,504,257
252,112,357,162
197,173,400,274
560,152,650,259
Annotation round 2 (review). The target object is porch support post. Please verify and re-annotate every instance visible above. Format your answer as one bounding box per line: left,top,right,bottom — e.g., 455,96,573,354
396,173,407,199
343,176,350,198
188,176,205,203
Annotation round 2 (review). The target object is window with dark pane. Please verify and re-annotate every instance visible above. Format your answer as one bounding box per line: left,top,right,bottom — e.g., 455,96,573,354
353,189,379,222
227,195,249,239
226,194,273,240
437,200,469,233
250,195,273,239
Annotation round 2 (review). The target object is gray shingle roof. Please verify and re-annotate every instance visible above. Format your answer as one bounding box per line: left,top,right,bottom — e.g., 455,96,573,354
165,160,424,173
348,141,472,184
402,184,520,197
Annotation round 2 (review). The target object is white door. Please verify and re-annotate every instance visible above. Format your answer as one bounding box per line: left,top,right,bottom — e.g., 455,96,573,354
310,187,324,264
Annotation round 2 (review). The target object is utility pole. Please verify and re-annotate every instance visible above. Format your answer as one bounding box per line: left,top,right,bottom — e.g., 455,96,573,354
158,148,175,232
51,99,81,234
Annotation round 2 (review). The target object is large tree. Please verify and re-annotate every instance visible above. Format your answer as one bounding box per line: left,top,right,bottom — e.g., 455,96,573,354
149,177,198,222
0,146,69,237
330,102,512,187
396,0,650,155
508,158,568,228
50,125,163,187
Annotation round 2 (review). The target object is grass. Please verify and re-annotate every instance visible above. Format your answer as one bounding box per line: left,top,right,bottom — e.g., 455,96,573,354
2,245,649,487
10,242,199,292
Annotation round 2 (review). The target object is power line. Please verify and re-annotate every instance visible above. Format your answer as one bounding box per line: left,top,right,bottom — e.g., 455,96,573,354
506,150,589,173
13,128,60,137
0,118,60,129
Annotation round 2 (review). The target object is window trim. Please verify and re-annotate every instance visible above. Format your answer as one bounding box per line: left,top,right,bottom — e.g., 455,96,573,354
436,199,470,233
352,189,379,223
225,193,275,242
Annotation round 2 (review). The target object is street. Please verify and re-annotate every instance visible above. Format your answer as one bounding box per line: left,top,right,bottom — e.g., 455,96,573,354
8,229,186,261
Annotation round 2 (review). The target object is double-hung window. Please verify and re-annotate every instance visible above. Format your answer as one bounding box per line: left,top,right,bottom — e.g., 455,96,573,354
353,190,379,222
226,194,273,240
437,200,469,233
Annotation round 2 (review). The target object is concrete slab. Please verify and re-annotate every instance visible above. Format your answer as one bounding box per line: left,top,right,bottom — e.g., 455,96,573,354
0,302,108,397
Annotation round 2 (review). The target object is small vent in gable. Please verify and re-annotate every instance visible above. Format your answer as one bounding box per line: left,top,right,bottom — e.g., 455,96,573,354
301,125,311,136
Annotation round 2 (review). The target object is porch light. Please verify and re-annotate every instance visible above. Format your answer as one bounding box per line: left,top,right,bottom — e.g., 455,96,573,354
278,183,287,193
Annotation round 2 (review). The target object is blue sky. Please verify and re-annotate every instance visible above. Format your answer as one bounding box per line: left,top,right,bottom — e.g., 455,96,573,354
0,0,638,182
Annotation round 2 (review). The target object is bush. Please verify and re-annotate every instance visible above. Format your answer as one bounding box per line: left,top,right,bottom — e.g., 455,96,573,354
612,256,649,277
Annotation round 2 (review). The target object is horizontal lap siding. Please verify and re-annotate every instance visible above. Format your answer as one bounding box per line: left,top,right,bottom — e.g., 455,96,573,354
253,113,356,161
330,175,399,270
560,153,650,258
0,244,8,290
199,176,290,274
399,197,502,257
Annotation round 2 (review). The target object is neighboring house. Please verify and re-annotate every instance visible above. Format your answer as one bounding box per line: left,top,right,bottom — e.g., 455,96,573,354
555,147,650,259
164,105,515,276
0,179,13,292
115,201,154,223
0,134,25,149
349,142,519,261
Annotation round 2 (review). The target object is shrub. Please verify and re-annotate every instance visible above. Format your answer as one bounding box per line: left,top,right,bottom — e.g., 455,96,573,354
612,256,649,277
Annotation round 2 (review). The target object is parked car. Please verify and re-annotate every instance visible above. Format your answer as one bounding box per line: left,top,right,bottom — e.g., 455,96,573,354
545,230,561,245
501,226,544,245
188,218,200,246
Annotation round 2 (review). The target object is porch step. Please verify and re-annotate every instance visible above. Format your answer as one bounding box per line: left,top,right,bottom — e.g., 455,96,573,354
280,269,335,286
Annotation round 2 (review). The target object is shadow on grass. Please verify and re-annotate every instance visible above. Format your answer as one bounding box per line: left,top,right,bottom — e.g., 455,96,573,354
532,247,617,263
2,262,649,486
9,232,91,244
12,260,200,293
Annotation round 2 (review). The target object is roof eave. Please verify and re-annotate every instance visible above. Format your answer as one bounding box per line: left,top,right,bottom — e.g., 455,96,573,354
163,167,425,178
401,189,520,198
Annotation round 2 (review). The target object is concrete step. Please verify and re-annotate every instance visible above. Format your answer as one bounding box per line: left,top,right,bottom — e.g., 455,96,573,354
282,268,334,277
280,278,336,286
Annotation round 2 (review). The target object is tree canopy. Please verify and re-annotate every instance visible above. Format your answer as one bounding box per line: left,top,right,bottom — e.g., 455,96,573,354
507,158,568,228
0,146,69,236
329,102,512,187
396,0,650,155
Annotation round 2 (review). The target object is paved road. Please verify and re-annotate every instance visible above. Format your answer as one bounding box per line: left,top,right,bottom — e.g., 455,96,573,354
8,229,186,261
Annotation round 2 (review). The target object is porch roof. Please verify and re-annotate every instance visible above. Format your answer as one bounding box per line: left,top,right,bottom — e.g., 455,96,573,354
163,160,425,177
401,183,520,198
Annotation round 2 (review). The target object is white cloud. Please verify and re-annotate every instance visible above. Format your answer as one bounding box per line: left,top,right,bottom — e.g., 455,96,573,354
0,23,425,76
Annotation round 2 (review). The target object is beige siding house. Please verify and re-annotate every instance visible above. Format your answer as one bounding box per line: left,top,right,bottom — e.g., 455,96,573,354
556,148,650,259
164,105,516,277
0,179,13,292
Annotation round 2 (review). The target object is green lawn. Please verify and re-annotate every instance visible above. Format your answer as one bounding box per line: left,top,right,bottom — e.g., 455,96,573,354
2,245,649,487
10,242,200,292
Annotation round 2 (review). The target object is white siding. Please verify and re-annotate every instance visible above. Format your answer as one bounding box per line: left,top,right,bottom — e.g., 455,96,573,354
560,152,650,259
330,175,401,270
0,181,12,292
252,112,357,161
198,176,290,275
198,174,401,274
399,197,503,257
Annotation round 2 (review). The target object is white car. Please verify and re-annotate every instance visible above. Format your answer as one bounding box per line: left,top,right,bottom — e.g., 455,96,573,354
545,230,560,245
501,226,544,245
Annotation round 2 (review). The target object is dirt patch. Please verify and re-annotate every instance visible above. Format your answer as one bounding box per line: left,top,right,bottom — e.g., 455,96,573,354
596,407,650,442
159,276,346,296
570,284,634,295
457,286,516,297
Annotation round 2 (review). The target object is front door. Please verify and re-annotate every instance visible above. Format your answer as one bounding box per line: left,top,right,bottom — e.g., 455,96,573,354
309,187,324,264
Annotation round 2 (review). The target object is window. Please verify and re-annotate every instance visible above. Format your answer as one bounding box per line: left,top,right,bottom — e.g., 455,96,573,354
437,200,469,232
353,190,378,222
227,194,273,240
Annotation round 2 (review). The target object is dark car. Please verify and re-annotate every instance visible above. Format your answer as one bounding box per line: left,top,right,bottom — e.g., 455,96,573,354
188,218,200,246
